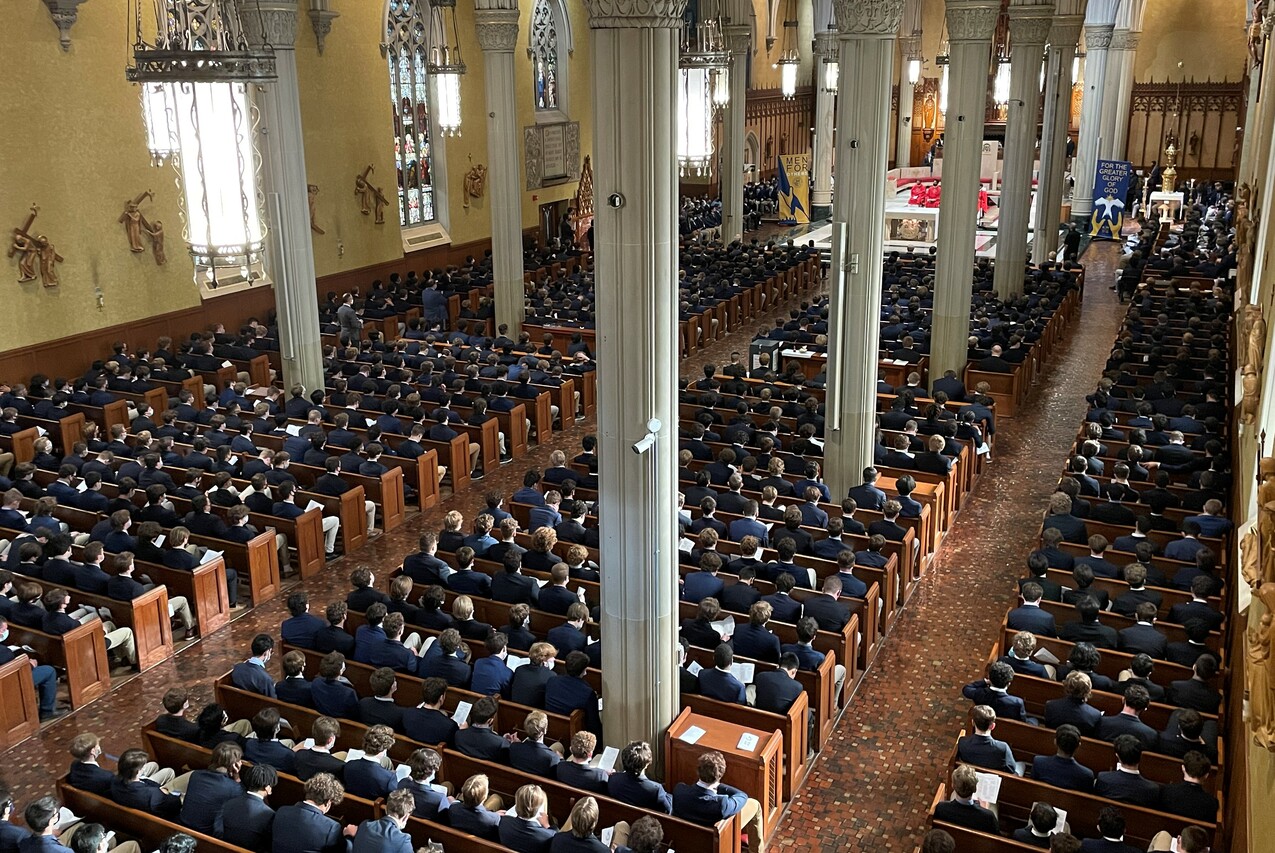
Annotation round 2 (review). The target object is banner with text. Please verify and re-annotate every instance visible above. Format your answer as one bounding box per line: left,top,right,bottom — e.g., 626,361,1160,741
1090,159,1131,240
777,154,811,225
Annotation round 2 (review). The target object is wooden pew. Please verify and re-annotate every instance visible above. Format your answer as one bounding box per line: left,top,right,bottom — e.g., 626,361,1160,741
0,427,37,464
57,780,252,853
1,618,110,709
0,653,41,748
685,691,808,800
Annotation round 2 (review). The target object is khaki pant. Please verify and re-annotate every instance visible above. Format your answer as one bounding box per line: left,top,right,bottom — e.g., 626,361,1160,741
0,451,13,477
364,499,377,533
169,595,195,634
1147,831,1176,852
322,515,340,553
738,797,764,846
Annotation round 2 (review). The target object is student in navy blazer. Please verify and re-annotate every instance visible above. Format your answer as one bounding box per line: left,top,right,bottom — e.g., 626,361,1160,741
1095,684,1159,750
544,652,602,735
342,726,399,800
245,708,298,774
607,742,673,813
281,594,327,649
395,748,451,820
555,732,609,794
0,793,29,853
110,749,182,819
1044,672,1104,736
960,661,1028,722
955,706,1017,774
1093,735,1161,808
550,797,611,853
498,785,557,853
448,774,503,839
1031,725,1097,792
231,634,278,698
352,790,414,853
271,772,354,853
454,696,513,763
697,645,747,704
671,751,764,843
509,711,562,778
729,603,782,663
1007,584,1057,636
180,742,246,835
681,554,727,604
311,653,360,719
761,573,803,623
752,655,805,716
17,798,75,853
276,653,315,708
216,764,278,850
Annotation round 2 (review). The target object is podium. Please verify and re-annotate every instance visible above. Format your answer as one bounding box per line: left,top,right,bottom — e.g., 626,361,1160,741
664,708,784,840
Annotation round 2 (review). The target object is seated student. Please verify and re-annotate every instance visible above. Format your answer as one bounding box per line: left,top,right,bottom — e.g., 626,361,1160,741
1031,723,1096,792
697,643,747,705
1044,669,1104,737
42,587,138,668
232,634,278,697
180,742,245,835
276,649,315,707
311,652,360,719
450,594,493,642
1096,684,1158,750
1008,582,1057,636
955,705,1016,774
455,695,513,763
108,551,197,639
421,628,472,687
1058,641,1116,693
350,788,413,853
1117,602,1168,659
315,602,357,657
68,732,174,796
244,707,298,774
154,688,202,742
270,772,356,853
401,531,452,586
444,774,503,841
216,764,279,851
343,725,398,800
18,797,81,853
510,710,563,778
544,650,602,734
282,593,327,649
346,567,390,614
401,677,461,747
998,630,1053,679
539,562,582,615
555,731,609,795
1118,653,1166,703
110,748,182,818
470,632,516,697
395,747,451,820
366,612,422,676
1146,826,1210,853
294,717,347,782
1094,735,1161,808
607,741,672,813
551,796,611,853
1158,751,1219,822
194,703,245,750
672,751,765,842
498,784,556,853
933,763,999,834
1010,801,1060,848
511,641,560,707
1167,653,1221,714
1059,595,1118,650
960,660,1027,722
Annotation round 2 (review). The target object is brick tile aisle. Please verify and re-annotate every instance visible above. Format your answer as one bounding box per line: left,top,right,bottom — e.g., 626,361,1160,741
765,244,1126,853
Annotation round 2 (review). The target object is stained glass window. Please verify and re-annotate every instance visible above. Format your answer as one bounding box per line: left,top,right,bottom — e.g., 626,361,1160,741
531,0,561,113
386,0,436,226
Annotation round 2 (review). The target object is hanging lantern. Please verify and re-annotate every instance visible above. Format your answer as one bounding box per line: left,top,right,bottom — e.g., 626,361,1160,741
822,58,839,94
777,16,800,99
427,0,466,136
993,60,1011,106
939,64,949,114
679,5,729,176
1072,52,1083,85
907,59,922,85
126,0,275,287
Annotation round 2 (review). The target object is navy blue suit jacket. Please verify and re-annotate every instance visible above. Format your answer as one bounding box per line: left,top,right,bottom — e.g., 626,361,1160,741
343,757,398,800
1031,754,1095,791
272,802,351,853
955,733,1016,774
232,660,277,697
498,815,556,853
1094,769,1161,808
753,670,803,715
216,794,275,850
1043,696,1103,736
352,818,412,853
607,772,673,813
1006,604,1057,637
180,769,244,834
671,781,747,825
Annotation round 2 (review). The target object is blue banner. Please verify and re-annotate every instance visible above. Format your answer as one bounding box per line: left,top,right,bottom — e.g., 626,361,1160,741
1090,159,1131,240
776,155,809,225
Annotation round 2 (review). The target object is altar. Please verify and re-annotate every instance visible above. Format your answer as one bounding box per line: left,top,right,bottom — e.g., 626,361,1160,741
1149,191,1186,221
884,206,939,245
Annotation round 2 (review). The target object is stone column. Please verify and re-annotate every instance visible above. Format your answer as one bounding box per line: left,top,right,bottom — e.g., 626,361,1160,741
992,0,1054,299
244,0,323,393
475,1,524,335
721,22,751,241
1109,0,1144,159
895,36,917,170
1070,0,1120,225
585,0,682,758
929,0,1000,381
810,30,838,219
1032,3,1085,264
821,0,906,500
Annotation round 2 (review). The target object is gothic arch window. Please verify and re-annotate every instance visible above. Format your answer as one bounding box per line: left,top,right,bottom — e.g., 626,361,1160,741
386,0,438,228
529,0,572,120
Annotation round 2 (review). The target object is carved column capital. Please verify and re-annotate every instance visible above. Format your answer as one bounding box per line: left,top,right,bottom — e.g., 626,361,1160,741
584,0,688,29
725,24,751,57
833,0,905,36
1007,10,1055,48
1108,28,1134,51
308,1,339,54
242,0,301,50
814,30,838,61
475,9,521,52
42,0,89,51
1084,22,1115,51
1049,17,1085,48
945,0,1001,43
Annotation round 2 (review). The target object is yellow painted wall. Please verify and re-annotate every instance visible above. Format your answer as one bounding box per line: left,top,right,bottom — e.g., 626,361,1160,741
1135,0,1247,82
0,2,201,350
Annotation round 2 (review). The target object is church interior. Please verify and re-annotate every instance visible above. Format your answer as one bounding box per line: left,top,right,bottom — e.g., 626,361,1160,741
1,0,1273,851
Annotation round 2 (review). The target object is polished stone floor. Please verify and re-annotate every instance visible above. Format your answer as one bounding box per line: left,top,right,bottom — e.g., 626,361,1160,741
1,241,1125,853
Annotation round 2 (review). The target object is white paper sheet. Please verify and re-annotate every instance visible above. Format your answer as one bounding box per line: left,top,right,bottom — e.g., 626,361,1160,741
451,701,472,725
679,725,706,745
973,771,1001,804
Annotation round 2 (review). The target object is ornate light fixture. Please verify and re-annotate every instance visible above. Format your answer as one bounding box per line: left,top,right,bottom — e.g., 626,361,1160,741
822,58,839,94
427,0,466,136
936,20,950,115
1072,52,1083,86
907,59,922,85
777,14,800,99
819,6,838,95
678,5,729,176
126,0,275,288
993,59,1011,106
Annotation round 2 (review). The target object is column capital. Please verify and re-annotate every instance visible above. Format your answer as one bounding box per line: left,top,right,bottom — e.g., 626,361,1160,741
584,0,687,29
1084,22,1115,51
945,0,1001,43
475,9,521,52
725,24,751,56
1048,18,1085,47
898,33,921,60
1007,4,1056,46
832,0,905,36
814,29,839,60
242,0,300,50
1108,28,1134,50
475,0,520,9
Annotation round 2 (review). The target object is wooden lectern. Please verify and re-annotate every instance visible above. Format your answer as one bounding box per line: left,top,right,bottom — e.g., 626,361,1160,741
664,708,784,839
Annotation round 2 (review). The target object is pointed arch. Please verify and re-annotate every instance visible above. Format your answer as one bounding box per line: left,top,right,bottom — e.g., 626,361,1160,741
529,0,573,122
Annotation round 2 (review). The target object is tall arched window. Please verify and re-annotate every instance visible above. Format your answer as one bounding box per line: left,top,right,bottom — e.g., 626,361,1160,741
529,0,572,119
386,0,436,226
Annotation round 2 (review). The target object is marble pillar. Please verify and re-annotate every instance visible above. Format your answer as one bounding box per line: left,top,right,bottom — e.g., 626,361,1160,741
244,0,323,393
584,0,682,758
811,30,837,220
1102,0,1142,161
721,24,751,241
822,0,906,500
1070,0,1120,224
1032,4,1085,264
475,1,525,335
992,0,1054,299
930,0,1000,381
895,59,916,170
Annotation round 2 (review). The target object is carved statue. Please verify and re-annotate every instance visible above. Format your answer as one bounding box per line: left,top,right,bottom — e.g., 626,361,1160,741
34,235,62,287
1250,611,1275,750
308,184,325,235
1251,0,1267,67
1257,458,1275,590
1242,367,1261,425
1187,130,1200,159
463,164,487,208
1247,303,1268,378
354,166,375,216
118,191,154,253
1236,183,1259,299
1244,527,1262,591
10,233,37,282
145,220,167,266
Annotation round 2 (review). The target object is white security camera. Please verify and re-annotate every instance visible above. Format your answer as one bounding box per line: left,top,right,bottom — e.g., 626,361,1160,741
631,418,662,455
